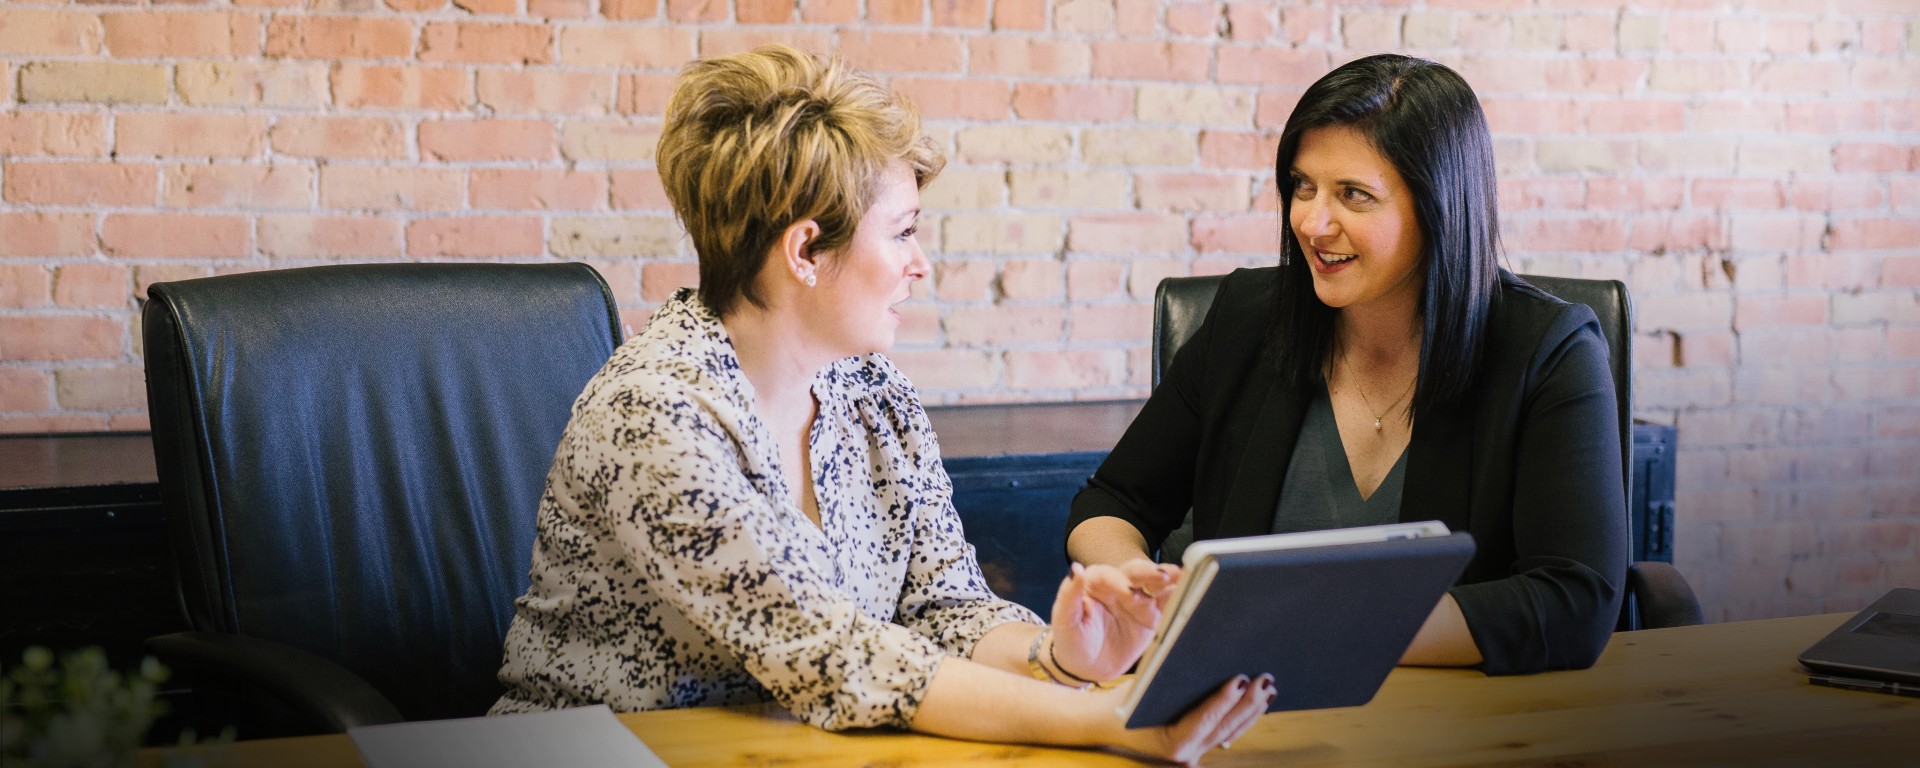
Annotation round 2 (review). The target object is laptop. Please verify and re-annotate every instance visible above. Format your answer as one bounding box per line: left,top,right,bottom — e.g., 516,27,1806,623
1797,588,1920,697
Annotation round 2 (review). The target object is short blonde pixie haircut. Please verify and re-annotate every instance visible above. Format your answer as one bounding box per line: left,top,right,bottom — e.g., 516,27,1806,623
657,45,945,317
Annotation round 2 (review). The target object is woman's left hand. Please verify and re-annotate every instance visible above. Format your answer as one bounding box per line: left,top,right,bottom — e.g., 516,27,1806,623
1048,559,1181,682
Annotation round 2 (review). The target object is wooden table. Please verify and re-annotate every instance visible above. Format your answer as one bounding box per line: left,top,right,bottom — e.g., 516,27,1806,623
142,613,1915,767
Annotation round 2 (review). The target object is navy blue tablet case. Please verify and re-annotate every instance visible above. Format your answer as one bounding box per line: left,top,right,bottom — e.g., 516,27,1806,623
1125,533,1477,728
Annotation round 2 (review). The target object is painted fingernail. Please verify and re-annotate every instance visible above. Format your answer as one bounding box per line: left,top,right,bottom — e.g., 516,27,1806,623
1233,676,1249,692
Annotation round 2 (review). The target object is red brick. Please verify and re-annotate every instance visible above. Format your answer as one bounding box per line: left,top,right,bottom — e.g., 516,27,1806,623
103,11,261,57
115,113,267,158
1784,252,1878,291
1834,143,1910,173
0,368,53,412
1502,179,1584,212
1069,303,1151,343
0,266,51,308
1514,217,1628,253
1068,214,1190,255
1067,261,1126,301
478,70,612,116
1892,328,1920,361
558,26,693,68
1091,40,1210,82
0,10,104,56
1224,2,1274,40
945,306,1063,346
896,78,1010,121
0,212,96,257
999,259,1063,300
696,29,832,59
933,260,994,302
0,318,122,361
407,216,543,257
419,120,554,162
52,264,129,309
1216,45,1325,87
1787,178,1883,212
610,170,669,210
453,0,517,12
1137,172,1249,213
932,0,989,26
1689,178,1784,209
1005,349,1127,389
102,213,249,258
889,349,1000,390
837,30,964,74
1167,3,1222,37
639,262,698,302
265,16,414,59
1829,218,1920,250
1481,98,1583,135
1886,256,1920,287
320,166,463,211
332,65,473,110
1191,213,1275,254
1786,101,1879,134
1114,0,1158,35
968,38,1089,77
162,163,311,209
259,215,403,259
1278,6,1330,44
1629,214,1725,254
270,117,408,159
601,0,659,19
529,0,591,18
615,73,675,116
990,0,1045,29
420,22,552,64
735,0,796,23
1127,258,1189,298
3,161,156,206
2,111,109,157
54,366,145,410
665,0,726,21
1586,99,1685,133
1199,131,1277,171
866,0,921,23
1010,83,1130,121
471,169,606,211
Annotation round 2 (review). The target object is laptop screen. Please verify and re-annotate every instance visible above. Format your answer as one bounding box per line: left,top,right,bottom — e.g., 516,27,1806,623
1853,611,1920,641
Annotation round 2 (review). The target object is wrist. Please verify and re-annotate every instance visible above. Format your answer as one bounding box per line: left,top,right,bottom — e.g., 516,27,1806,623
1026,628,1090,691
1045,632,1100,685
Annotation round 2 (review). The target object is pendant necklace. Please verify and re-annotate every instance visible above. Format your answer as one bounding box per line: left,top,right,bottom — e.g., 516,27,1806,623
1343,351,1415,432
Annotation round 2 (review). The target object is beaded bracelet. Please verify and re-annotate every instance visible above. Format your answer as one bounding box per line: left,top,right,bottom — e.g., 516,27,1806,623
1025,628,1091,690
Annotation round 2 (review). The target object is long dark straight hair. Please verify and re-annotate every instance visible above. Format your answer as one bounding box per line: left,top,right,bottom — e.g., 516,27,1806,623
1269,54,1501,418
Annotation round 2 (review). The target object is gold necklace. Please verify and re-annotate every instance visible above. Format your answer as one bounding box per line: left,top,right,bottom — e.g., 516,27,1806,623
1342,350,1415,432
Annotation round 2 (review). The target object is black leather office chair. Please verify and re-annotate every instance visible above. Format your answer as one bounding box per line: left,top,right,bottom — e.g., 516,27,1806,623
1151,272,1703,630
141,263,622,737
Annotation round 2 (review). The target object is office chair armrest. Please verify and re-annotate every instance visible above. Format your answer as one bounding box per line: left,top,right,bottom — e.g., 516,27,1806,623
147,631,405,732
1628,561,1705,629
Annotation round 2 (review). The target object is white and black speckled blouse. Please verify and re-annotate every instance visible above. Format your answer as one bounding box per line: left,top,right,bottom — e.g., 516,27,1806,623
490,289,1041,730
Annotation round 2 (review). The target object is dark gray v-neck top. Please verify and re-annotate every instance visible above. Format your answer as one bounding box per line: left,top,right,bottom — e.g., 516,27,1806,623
1271,385,1407,534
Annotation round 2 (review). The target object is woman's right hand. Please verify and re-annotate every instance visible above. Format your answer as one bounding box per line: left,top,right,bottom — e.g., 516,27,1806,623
1099,673,1274,766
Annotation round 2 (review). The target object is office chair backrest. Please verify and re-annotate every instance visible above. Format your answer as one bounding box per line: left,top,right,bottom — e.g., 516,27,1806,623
1151,272,1632,495
142,263,621,721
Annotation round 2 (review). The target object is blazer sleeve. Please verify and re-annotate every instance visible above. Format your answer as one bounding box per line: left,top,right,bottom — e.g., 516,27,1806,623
1451,309,1630,675
1066,270,1249,555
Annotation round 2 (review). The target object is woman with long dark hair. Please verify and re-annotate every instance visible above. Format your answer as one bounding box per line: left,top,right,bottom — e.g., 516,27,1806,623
1066,54,1628,675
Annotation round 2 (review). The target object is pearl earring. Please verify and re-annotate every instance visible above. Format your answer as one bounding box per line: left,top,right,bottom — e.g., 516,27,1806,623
803,274,816,287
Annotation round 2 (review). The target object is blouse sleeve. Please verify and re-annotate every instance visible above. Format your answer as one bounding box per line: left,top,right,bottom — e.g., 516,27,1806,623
1451,311,1630,674
581,375,948,731
870,373,1045,655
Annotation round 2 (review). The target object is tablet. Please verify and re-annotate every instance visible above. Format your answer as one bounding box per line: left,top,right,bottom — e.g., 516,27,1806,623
1119,521,1475,728
1798,588,1920,694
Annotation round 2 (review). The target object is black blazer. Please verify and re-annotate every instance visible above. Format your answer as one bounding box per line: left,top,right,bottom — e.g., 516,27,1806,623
1068,267,1628,675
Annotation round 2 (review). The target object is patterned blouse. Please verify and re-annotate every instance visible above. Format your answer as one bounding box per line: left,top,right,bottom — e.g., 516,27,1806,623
490,289,1040,730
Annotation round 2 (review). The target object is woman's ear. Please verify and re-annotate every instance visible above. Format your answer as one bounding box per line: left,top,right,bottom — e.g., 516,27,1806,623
778,220,823,286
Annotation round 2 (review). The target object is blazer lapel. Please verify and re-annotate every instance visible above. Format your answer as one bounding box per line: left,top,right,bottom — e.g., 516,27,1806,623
1215,375,1308,539
1403,399,1473,533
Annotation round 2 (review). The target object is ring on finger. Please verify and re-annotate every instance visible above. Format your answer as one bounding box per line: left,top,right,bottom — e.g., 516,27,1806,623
1220,741,1232,750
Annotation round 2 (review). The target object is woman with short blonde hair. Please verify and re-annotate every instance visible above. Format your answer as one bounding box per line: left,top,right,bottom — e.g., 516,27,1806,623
494,46,1267,763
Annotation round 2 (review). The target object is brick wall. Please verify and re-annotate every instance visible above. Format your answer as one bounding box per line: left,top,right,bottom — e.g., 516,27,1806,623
1,0,1915,622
